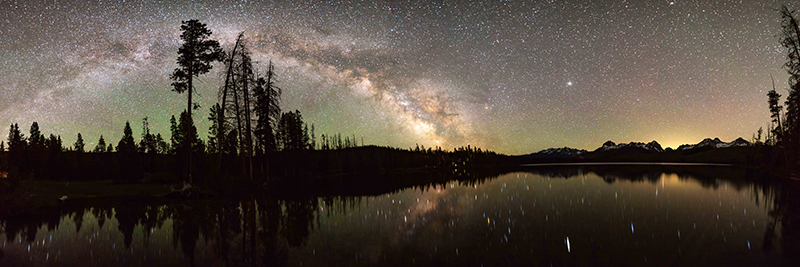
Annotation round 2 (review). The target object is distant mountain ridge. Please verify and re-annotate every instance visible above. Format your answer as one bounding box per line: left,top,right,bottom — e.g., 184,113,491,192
524,137,752,158
676,137,751,150
595,140,664,153
524,147,589,158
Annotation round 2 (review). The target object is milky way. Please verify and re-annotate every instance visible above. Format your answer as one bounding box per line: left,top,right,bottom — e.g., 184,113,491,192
0,0,792,154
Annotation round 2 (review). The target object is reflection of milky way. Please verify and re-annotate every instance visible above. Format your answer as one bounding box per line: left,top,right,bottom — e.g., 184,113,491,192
0,1,793,153
401,185,464,238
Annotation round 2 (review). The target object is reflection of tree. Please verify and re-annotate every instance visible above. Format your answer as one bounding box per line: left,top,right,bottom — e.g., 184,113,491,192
761,181,800,264
258,196,287,266
72,208,85,236
116,204,146,248
283,197,318,247
522,164,800,263
5,168,800,265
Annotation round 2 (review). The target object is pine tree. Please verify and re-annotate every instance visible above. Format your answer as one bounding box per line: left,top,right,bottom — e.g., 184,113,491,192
7,123,25,152
170,115,182,155
310,124,316,150
179,110,203,153
28,122,42,150
780,5,800,152
253,61,282,154
207,103,223,154
117,121,136,154
155,133,169,154
171,20,223,184
95,135,107,153
768,86,784,144
276,110,311,151
74,133,85,153
170,19,224,115
47,134,61,152
138,117,156,153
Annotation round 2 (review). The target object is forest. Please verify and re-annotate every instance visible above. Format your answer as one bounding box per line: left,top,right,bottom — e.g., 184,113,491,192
7,4,800,202
0,20,508,202
751,5,800,175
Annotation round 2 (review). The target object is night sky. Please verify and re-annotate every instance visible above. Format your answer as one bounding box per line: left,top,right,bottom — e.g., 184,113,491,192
0,0,793,155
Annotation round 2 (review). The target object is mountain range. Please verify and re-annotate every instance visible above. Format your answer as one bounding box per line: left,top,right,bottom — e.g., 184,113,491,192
524,137,752,158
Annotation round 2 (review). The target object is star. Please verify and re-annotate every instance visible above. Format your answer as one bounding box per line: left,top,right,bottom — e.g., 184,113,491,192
0,0,786,155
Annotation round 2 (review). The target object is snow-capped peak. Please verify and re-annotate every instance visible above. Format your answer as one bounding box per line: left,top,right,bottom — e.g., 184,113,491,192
677,137,751,150
595,140,663,153
526,147,588,158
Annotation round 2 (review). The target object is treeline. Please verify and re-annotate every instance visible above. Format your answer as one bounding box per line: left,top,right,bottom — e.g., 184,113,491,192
0,119,506,187
0,19,507,191
755,6,800,173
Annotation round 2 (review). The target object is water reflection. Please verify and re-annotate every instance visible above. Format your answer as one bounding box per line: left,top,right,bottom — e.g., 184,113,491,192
1,165,799,266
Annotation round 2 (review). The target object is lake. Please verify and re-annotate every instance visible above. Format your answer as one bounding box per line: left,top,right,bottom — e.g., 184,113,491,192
1,164,798,266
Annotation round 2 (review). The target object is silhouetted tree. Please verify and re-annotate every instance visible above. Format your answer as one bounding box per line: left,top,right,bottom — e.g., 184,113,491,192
46,134,60,151
27,122,46,174
179,110,204,154
253,61,282,155
74,133,85,153
207,103,223,154
117,122,136,154
780,5,800,155
44,134,62,180
7,123,25,153
224,129,239,155
1,141,4,152
216,33,243,161
106,143,114,153
28,122,43,151
769,88,784,142
170,115,181,155
216,32,263,180
94,135,107,153
155,133,169,154
310,124,316,150
171,19,223,184
277,110,311,151
171,19,224,113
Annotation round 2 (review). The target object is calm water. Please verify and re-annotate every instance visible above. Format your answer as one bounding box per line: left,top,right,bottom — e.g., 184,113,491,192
1,165,797,266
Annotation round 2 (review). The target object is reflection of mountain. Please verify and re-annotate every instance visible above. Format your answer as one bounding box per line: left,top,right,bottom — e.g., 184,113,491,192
520,138,755,165
1,167,798,266
522,164,757,187
523,164,800,264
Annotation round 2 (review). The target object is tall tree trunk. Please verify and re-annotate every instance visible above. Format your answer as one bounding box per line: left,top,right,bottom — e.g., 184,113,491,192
218,33,243,170
187,56,194,184
243,67,254,181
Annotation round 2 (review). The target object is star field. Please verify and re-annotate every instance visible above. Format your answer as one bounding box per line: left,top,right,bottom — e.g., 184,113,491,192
0,0,792,154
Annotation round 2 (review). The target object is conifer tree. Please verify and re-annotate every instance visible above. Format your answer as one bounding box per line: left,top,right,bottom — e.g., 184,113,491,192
95,135,107,153
28,122,42,150
74,133,85,153
253,61,281,154
780,5,800,152
170,115,181,154
7,123,25,152
171,19,223,184
117,121,136,154
47,134,61,152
